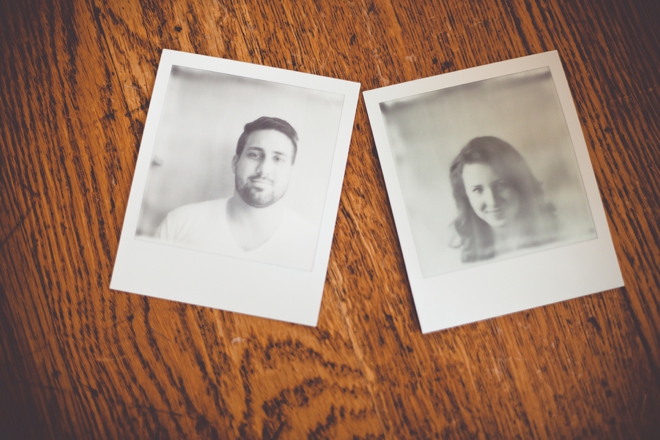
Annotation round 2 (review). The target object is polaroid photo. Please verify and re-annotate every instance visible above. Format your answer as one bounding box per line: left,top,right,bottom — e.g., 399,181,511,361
111,49,360,326
364,51,623,333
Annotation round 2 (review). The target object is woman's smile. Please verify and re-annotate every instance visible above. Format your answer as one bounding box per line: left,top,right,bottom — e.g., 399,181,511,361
462,163,521,229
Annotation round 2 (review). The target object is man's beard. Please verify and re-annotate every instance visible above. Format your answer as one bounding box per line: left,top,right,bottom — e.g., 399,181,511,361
236,176,282,208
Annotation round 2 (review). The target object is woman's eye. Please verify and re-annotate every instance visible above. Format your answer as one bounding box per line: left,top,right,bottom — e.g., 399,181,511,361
494,181,510,191
471,187,483,194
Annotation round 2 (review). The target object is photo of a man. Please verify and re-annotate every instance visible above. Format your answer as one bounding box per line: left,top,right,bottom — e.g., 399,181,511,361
131,64,347,273
111,50,360,326
155,116,317,266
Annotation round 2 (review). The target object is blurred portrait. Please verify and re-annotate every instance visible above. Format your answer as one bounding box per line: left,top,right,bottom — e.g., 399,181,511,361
136,65,345,272
111,50,360,326
364,51,623,333
379,67,597,277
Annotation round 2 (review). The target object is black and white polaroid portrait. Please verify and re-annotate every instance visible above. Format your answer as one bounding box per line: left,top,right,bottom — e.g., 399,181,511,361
379,66,596,277
112,50,360,326
136,65,341,272
364,52,623,333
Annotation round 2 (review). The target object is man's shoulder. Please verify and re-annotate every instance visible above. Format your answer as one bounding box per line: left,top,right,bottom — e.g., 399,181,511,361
168,198,228,220
156,198,228,242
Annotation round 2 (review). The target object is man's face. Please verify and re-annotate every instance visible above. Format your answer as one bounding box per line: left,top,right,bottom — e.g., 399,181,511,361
233,129,295,208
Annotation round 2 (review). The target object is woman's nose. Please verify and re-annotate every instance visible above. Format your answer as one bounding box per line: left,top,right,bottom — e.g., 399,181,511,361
482,188,496,208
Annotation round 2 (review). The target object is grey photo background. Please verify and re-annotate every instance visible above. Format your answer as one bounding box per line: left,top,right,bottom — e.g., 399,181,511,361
136,65,345,237
380,67,597,278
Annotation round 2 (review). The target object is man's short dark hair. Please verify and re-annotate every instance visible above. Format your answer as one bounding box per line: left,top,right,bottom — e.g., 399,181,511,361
235,116,299,163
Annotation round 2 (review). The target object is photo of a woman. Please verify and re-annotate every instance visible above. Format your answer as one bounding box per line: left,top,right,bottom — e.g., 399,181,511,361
363,51,621,333
375,65,597,277
449,136,557,262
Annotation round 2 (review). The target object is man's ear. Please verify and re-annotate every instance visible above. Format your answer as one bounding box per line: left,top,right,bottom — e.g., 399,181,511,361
231,155,238,173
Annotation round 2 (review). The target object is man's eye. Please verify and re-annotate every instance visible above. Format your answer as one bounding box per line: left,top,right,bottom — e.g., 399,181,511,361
248,152,261,158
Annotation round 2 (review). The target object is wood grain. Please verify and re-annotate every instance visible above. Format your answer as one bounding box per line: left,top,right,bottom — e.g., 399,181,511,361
1,0,658,438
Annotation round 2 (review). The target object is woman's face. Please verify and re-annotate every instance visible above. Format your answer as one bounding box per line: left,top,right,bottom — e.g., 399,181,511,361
462,162,521,229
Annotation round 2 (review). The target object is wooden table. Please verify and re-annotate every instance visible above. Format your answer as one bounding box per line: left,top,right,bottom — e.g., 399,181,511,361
1,0,658,438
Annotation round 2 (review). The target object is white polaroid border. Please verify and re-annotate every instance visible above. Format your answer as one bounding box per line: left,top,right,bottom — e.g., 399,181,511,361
111,49,360,326
364,51,623,333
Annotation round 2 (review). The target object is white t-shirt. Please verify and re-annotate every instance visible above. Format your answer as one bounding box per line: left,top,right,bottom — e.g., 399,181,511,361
155,198,319,271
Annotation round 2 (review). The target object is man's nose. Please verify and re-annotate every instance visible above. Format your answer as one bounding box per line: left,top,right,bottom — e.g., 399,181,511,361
256,157,272,176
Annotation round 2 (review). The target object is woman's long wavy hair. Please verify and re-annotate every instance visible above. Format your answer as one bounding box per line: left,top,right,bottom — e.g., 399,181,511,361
449,136,556,262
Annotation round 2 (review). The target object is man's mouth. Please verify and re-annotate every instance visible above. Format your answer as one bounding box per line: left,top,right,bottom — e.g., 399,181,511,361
249,178,273,186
